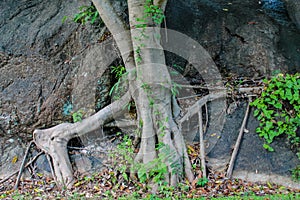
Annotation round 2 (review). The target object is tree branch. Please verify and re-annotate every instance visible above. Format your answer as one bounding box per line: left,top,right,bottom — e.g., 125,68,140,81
92,0,128,35
226,97,251,178
179,91,227,124
14,141,34,189
198,109,206,178
0,152,43,185
92,0,135,71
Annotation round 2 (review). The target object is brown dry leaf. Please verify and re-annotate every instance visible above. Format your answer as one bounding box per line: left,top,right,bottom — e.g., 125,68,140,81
227,184,233,191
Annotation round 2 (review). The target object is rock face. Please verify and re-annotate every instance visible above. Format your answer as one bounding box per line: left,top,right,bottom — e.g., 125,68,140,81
0,0,299,188
286,0,300,29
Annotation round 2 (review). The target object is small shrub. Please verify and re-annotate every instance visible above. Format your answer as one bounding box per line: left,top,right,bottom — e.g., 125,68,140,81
109,65,128,99
73,5,100,25
292,165,300,181
72,110,83,123
196,177,209,187
62,4,102,26
251,73,300,151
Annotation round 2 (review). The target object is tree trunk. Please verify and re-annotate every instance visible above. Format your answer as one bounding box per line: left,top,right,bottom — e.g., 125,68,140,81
33,0,199,188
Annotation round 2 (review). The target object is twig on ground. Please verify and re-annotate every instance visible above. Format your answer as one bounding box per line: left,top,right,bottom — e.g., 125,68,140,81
46,154,57,184
14,141,34,189
226,97,252,178
198,108,207,178
0,151,44,185
204,103,208,133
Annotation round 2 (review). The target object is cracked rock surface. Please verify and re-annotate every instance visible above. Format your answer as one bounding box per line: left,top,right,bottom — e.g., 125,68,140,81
0,0,299,187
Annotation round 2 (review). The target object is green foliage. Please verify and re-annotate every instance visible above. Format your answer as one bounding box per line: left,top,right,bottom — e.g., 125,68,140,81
196,177,209,187
72,110,83,123
109,133,180,188
62,101,84,123
136,157,168,184
109,133,135,182
171,82,182,96
144,0,165,25
292,165,300,181
171,64,184,75
109,65,127,98
251,73,300,151
62,4,102,26
73,5,100,25
111,65,126,79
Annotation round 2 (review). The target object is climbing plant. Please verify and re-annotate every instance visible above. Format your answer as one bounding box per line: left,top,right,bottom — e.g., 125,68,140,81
62,4,102,26
251,73,300,151
251,73,300,180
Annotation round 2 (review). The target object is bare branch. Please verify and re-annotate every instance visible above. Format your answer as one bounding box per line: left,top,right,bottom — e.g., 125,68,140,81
0,152,43,185
226,97,251,178
179,91,227,124
198,109,207,178
14,141,34,189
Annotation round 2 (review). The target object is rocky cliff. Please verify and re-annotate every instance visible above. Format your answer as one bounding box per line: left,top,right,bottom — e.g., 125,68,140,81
0,0,299,188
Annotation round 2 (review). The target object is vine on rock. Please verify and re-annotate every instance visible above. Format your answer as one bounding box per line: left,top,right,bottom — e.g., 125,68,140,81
251,73,300,180
251,73,300,150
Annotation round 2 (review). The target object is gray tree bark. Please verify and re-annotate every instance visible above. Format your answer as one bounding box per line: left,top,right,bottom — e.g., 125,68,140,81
33,0,199,188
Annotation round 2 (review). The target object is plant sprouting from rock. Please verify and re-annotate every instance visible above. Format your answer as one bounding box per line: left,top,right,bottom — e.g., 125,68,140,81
62,4,102,26
251,73,300,152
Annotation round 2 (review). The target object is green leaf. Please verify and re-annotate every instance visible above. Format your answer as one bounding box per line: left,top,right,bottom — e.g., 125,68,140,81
62,16,68,23
286,88,293,100
277,121,284,126
254,109,260,117
274,102,282,109
122,173,128,181
256,127,262,133
279,89,285,99
286,80,293,88
265,121,273,131
276,81,283,87
263,144,274,152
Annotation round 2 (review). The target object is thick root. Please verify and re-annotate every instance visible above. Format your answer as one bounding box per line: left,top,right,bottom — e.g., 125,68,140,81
33,93,131,188
132,104,195,187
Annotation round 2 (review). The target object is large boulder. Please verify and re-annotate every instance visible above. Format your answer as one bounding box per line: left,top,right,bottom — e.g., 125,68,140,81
0,0,112,179
0,0,299,189
286,0,300,29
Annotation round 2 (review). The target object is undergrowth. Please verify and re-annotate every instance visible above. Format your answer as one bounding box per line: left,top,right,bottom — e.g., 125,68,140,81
251,73,300,181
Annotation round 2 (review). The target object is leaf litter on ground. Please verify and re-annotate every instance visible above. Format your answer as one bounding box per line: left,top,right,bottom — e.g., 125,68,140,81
0,141,299,199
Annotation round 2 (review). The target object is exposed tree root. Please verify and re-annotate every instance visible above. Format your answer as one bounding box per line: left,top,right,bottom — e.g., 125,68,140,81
198,109,207,178
179,91,227,125
131,97,195,187
32,89,228,188
33,92,131,188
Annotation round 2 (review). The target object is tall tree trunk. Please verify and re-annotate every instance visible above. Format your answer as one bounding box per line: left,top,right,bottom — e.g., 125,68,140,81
33,0,199,188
